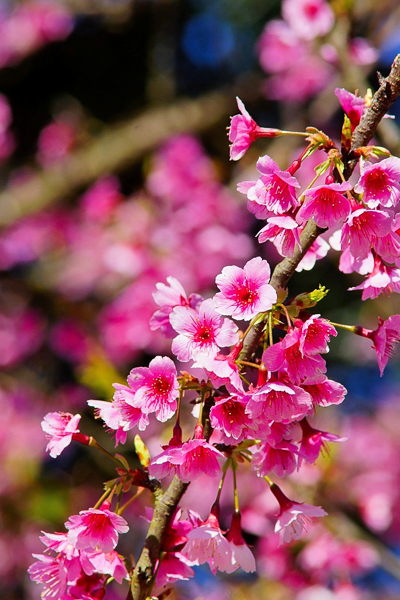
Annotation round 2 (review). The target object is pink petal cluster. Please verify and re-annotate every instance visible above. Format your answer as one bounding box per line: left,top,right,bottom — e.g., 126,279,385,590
41,412,81,458
124,356,179,422
65,503,129,553
149,436,224,483
170,298,239,364
214,257,277,320
270,484,327,544
228,97,281,161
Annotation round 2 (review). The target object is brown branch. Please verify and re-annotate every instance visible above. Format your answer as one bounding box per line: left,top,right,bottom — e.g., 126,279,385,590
130,56,400,600
344,53,400,178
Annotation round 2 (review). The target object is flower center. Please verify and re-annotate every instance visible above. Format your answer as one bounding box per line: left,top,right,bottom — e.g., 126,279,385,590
236,285,256,305
152,376,171,396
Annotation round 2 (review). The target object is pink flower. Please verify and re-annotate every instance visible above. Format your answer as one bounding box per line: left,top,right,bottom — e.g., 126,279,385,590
28,554,70,599
270,484,327,544
228,97,282,161
199,344,244,393
65,502,129,553
88,391,149,446
214,257,277,320
257,20,306,74
335,88,365,129
124,356,179,422
41,412,81,458
239,155,300,215
257,215,301,257
298,315,337,356
297,181,352,229
170,298,239,364
341,208,392,258
298,418,346,465
149,435,224,482
210,394,255,443
357,315,400,375
354,157,400,209
226,512,256,573
247,379,313,424
301,375,347,407
282,0,334,41
349,258,400,300
252,440,298,477
154,552,195,592
84,550,129,584
262,327,327,384
181,509,235,574
150,276,203,338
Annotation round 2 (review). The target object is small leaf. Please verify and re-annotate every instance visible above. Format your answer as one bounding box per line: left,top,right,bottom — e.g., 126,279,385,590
291,285,329,310
134,435,151,468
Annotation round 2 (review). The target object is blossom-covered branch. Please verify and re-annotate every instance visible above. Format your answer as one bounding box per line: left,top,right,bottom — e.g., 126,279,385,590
128,55,400,600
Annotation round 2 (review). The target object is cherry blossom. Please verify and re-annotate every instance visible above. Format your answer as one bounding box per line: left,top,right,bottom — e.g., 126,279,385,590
65,502,129,553
252,440,299,477
257,215,301,257
150,276,203,337
356,314,400,375
297,180,352,229
124,356,179,422
282,0,334,41
270,484,327,544
298,419,346,465
170,298,239,364
181,509,235,574
210,393,255,443
214,257,277,320
246,379,313,424
225,512,256,573
238,154,300,215
355,157,400,209
228,97,282,161
41,412,82,458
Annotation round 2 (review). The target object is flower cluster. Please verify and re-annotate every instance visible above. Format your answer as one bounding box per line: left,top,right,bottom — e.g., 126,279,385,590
257,0,377,102
232,96,400,300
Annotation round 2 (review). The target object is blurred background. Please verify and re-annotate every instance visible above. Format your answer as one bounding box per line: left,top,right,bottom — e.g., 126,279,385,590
1,1,400,599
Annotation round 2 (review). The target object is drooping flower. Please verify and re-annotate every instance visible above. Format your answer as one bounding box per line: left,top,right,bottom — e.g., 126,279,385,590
154,552,195,592
349,258,400,300
262,327,327,384
298,315,337,356
355,315,400,375
296,180,352,229
28,553,70,599
246,379,313,424
181,508,235,574
228,97,282,161
225,512,256,573
124,356,179,422
252,440,299,477
170,298,239,364
214,257,277,320
41,412,82,458
84,550,129,584
301,374,347,407
355,157,400,209
65,502,129,553
89,389,150,446
270,483,327,544
298,418,346,465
